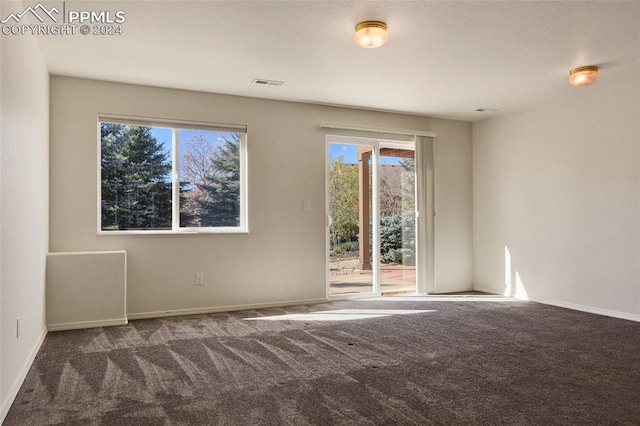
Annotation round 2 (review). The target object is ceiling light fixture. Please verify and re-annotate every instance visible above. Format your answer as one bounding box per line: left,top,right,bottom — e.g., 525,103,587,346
354,21,388,49
568,65,599,87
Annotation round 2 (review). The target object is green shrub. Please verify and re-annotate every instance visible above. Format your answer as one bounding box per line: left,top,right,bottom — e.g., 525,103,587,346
331,240,360,254
380,212,415,265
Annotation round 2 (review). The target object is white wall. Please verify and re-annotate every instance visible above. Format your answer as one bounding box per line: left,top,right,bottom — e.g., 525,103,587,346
473,77,640,320
49,76,473,318
432,119,473,292
0,1,50,420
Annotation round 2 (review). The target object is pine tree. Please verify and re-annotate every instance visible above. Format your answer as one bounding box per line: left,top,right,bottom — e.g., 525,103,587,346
198,135,241,227
101,124,172,230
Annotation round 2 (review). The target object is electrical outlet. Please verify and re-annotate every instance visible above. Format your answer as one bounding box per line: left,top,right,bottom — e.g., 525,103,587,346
303,200,311,211
16,317,20,338
196,273,204,286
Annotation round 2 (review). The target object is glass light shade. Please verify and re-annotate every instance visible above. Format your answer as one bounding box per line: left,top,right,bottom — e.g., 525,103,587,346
568,66,599,87
354,21,388,49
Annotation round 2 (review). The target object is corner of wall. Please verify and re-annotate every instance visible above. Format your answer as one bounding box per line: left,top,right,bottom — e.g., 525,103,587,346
470,80,640,314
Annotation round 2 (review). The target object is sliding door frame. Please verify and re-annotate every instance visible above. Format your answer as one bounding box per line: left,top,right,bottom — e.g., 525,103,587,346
326,134,429,299
326,135,380,299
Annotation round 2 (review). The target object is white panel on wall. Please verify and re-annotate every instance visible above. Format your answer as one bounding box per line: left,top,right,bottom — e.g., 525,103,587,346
46,251,127,331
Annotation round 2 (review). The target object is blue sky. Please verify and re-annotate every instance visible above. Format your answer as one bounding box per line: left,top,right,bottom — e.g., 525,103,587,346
330,143,402,165
150,127,172,154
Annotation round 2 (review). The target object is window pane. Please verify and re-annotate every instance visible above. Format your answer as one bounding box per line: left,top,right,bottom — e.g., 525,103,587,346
329,143,374,296
179,130,241,228
380,149,416,294
100,123,172,231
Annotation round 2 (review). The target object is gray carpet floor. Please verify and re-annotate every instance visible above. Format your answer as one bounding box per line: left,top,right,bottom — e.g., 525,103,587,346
5,295,640,425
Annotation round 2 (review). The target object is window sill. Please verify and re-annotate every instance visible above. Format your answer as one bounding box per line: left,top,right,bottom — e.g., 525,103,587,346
97,229,250,237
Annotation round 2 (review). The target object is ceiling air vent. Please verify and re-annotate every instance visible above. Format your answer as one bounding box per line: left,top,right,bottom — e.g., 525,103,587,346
252,78,284,86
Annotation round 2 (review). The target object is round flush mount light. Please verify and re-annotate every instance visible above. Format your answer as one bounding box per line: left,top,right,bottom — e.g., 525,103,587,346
354,21,388,48
568,65,599,87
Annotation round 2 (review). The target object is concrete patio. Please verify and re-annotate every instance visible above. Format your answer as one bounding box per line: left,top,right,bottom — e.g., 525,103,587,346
330,264,416,295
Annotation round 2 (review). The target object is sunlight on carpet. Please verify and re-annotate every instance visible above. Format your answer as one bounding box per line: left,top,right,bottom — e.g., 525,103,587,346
244,309,436,321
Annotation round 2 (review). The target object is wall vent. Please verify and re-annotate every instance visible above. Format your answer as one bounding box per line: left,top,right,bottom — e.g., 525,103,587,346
252,78,284,86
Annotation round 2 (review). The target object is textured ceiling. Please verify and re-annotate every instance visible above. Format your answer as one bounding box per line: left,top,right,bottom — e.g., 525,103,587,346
34,0,640,121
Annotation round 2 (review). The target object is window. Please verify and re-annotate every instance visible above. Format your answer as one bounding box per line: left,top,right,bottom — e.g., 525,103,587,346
99,116,247,233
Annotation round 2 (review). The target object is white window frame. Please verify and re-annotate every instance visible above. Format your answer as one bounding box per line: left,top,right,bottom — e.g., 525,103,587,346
97,114,249,235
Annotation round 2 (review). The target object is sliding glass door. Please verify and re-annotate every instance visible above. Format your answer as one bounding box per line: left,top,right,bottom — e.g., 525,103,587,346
328,141,377,296
378,144,416,295
327,137,416,297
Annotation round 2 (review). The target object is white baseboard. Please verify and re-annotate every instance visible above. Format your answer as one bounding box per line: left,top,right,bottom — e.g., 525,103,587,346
531,297,640,323
128,298,329,320
471,285,501,295
471,285,640,322
0,327,47,424
47,318,128,332
432,286,474,294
